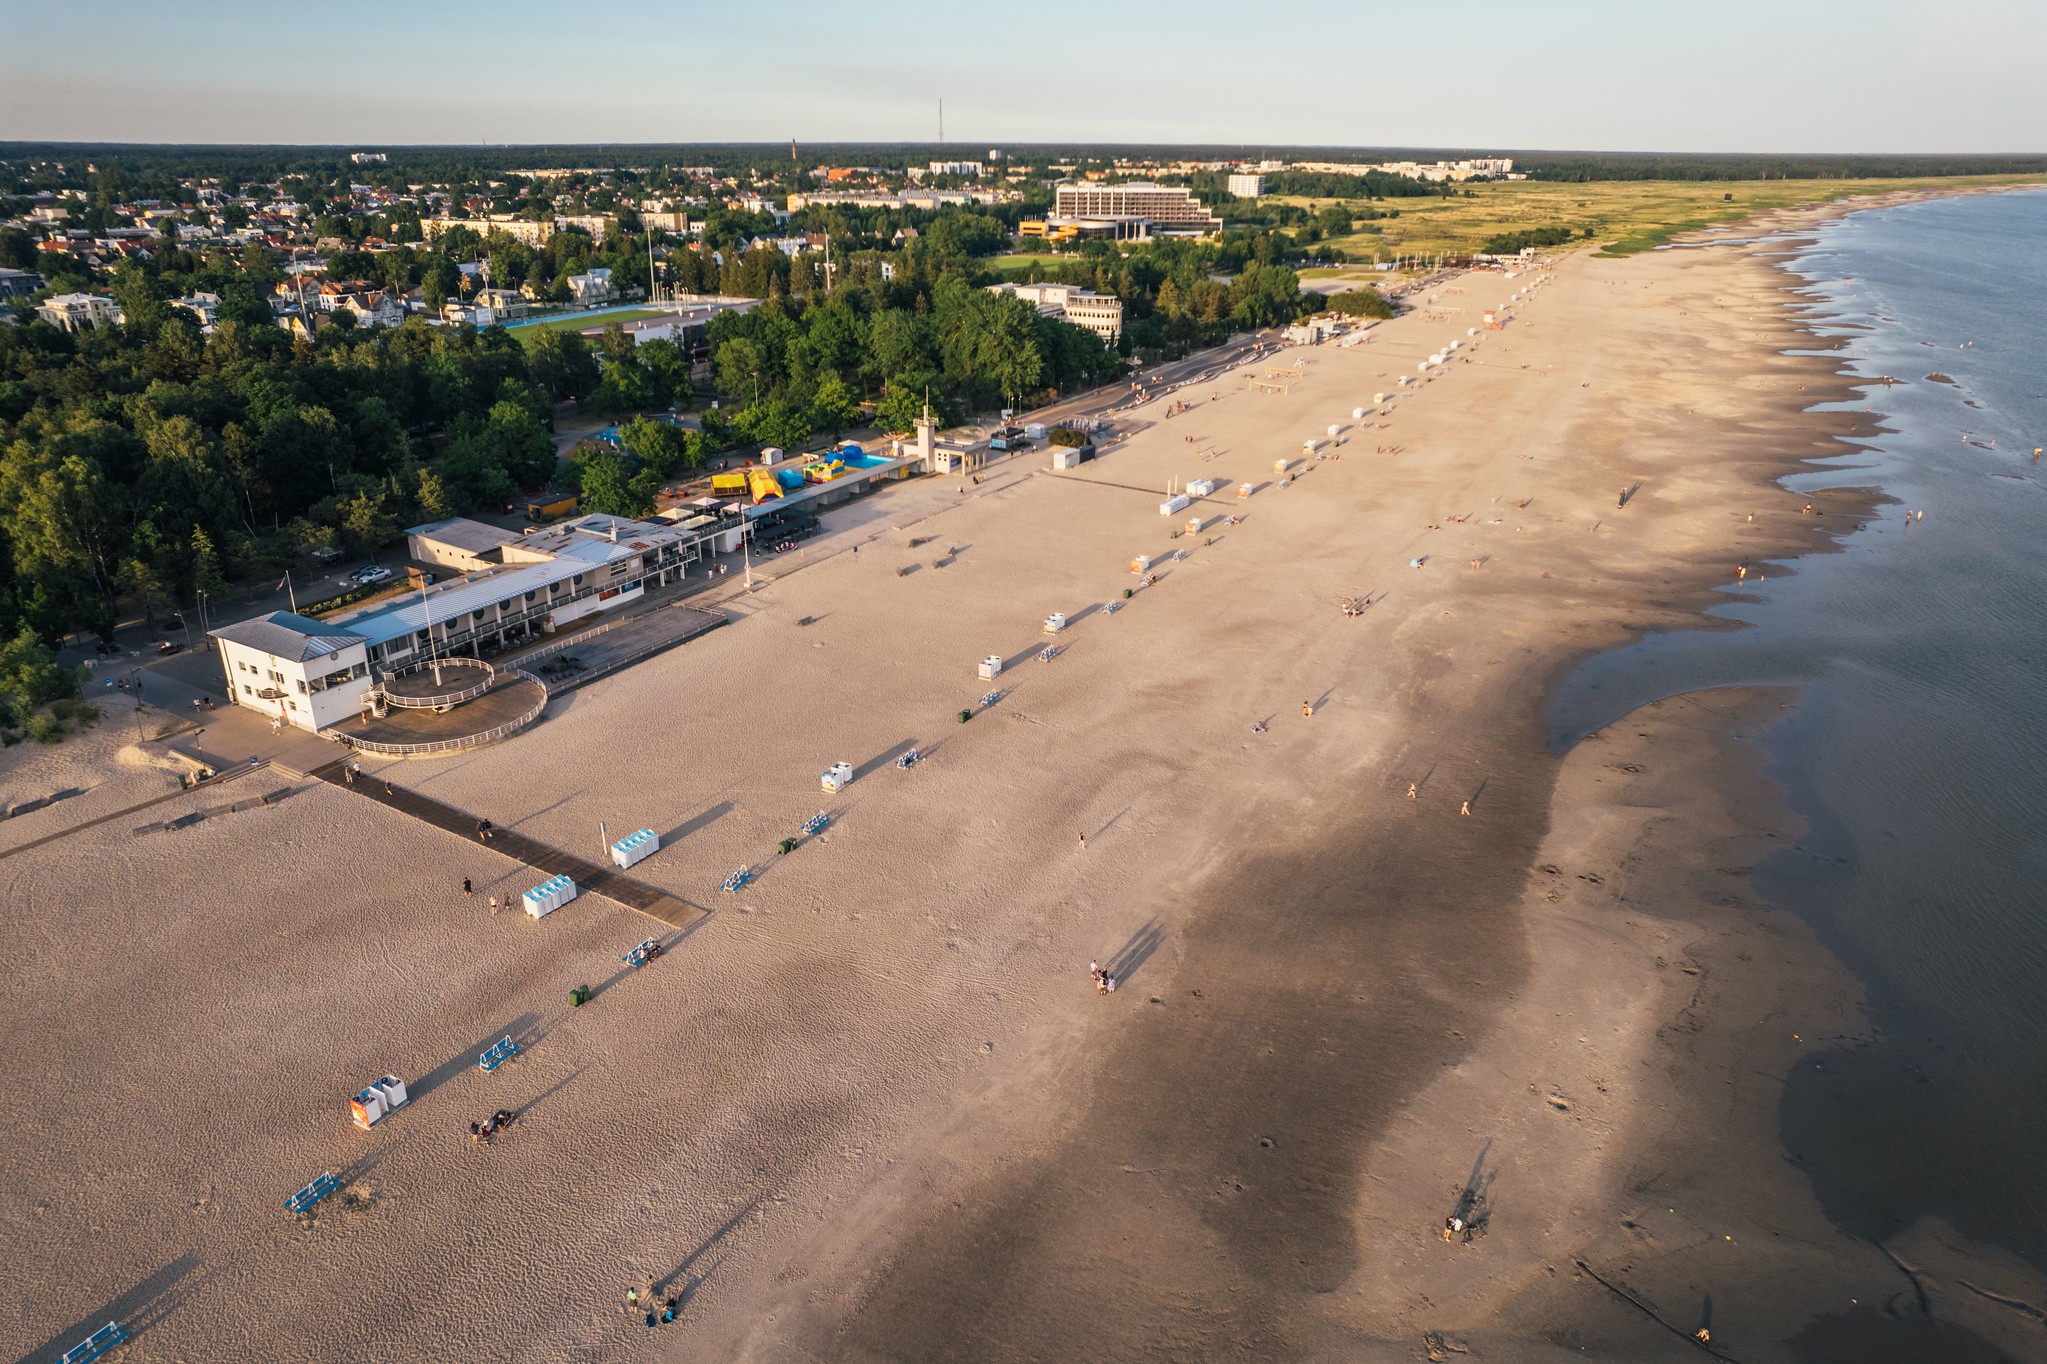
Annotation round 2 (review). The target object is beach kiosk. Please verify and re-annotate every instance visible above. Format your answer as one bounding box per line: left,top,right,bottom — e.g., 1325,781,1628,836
977,656,1004,682
350,1075,409,1129
821,761,853,793
1043,613,1066,634
522,874,578,919
610,827,658,870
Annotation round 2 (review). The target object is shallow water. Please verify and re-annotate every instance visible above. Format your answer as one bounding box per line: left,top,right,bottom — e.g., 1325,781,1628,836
1551,188,2047,1267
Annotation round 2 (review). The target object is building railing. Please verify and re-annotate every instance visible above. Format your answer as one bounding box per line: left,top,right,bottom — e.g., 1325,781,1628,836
333,672,550,756
373,656,494,709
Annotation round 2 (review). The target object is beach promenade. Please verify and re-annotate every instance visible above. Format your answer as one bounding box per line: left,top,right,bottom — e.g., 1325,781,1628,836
9,207,2042,1364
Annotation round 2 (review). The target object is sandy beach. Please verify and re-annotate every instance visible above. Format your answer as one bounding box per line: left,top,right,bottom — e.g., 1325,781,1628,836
9,203,2046,1363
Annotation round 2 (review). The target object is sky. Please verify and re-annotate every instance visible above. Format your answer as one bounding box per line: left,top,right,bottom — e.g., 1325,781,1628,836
4,0,2044,153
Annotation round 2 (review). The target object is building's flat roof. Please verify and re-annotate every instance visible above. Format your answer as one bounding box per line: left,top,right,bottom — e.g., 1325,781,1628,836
337,514,711,647
408,517,519,556
349,560,577,646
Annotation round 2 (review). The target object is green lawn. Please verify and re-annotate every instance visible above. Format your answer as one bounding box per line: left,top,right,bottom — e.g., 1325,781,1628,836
988,252,1067,274
510,308,670,347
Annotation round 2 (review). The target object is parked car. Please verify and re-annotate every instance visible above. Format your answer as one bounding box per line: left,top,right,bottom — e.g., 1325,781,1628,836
344,565,393,585
310,546,343,563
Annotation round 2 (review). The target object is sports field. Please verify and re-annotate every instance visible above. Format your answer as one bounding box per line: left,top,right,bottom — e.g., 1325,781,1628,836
508,307,669,346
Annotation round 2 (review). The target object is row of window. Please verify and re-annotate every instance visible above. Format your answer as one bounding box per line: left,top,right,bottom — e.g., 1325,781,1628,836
238,682,299,713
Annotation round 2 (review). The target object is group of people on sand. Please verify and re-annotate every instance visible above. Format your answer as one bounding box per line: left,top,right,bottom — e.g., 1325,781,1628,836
622,1286,681,1327
468,1109,515,1145
1089,961,1119,994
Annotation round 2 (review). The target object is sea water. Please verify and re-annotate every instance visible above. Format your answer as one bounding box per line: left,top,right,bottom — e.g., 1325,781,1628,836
1550,188,2047,1270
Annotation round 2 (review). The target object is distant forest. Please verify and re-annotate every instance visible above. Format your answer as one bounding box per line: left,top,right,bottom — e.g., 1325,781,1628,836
5,144,2045,184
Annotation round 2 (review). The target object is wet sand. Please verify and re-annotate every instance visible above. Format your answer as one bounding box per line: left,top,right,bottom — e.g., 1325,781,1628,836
12,212,2043,1363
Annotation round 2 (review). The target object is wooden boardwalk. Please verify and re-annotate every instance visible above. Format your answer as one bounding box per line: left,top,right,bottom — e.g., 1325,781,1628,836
310,761,702,928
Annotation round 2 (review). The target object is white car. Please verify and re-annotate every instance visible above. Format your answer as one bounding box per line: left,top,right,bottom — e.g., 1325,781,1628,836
347,566,394,585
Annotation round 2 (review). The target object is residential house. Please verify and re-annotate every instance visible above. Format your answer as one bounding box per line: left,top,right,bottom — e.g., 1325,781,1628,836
36,293,123,330
565,268,615,306
335,289,407,328
172,292,222,329
473,287,529,319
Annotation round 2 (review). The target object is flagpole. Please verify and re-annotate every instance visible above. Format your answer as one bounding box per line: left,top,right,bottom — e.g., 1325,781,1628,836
286,571,297,614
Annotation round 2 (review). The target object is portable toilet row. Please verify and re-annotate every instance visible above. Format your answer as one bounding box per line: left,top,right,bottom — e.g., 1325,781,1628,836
1186,478,1220,497
610,827,658,870
1043,613,1066,634
978,656,1004,681
1024,422,1047,440
350,1075,409,1129
523,874,577,919
1160,493,1190,516
821,761,853,793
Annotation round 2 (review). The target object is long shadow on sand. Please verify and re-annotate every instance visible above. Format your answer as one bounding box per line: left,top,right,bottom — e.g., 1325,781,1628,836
1106,920,1163,984
855,738,923,781
661,800,733,846
587,919,714,1001
412,1012,542,1101
14,1251,201,1364
650,1197,762,1312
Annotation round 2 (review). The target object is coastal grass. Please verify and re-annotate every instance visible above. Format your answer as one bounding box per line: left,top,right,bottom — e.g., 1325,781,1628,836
1296,174,2047,262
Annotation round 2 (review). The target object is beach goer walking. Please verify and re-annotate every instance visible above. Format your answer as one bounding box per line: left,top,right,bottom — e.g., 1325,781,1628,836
1302,701,1312,718
488,895,499,915
1460,799,1472,817
623,1287,639,1316
463,877,473,897
1077,831,1086,851
1408,782,1419,800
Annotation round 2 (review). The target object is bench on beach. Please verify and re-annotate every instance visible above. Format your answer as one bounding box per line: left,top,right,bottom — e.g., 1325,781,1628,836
477,1036,520,1073
284,1171,341,1216
59,1321,129,1364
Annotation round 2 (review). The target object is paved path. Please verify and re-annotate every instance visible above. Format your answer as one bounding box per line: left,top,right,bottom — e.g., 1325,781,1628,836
309,760,702,929
0,761,272,863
